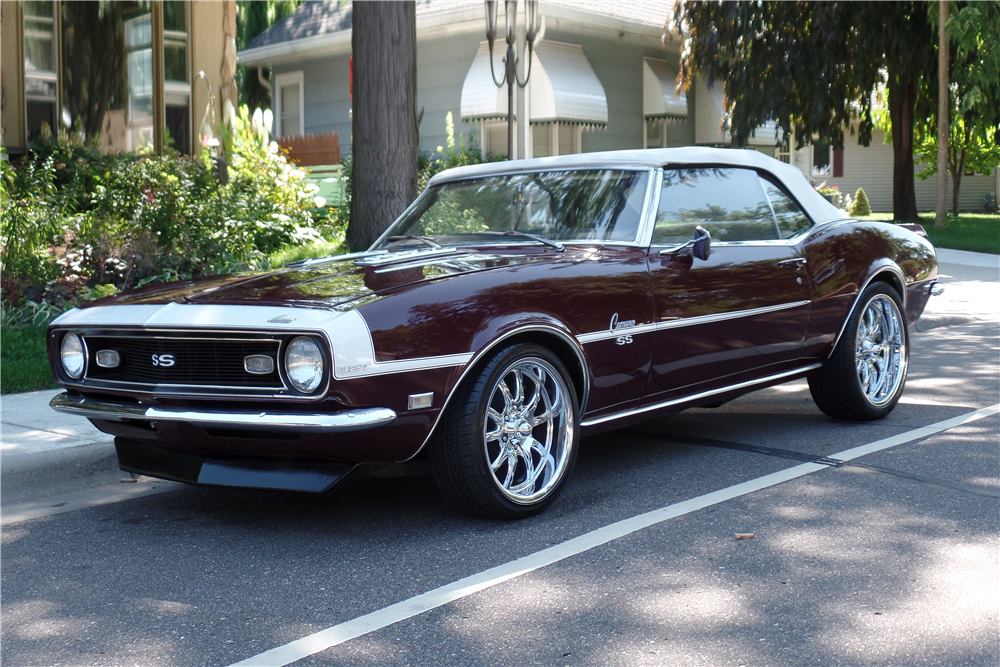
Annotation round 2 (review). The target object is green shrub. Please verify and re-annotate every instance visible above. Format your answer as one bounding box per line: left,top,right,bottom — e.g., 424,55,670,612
417,112,503,192
1,149,69,292
849,187,872,216
1,106,341,305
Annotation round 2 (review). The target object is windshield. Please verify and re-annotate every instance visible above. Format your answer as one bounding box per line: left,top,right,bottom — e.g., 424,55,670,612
374,168,650,250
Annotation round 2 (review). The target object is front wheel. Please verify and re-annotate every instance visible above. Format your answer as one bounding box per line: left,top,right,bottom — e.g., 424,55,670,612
430,344,579,519
809,282,909,421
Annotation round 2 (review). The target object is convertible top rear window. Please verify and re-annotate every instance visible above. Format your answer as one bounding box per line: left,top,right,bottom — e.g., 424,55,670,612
380,169,650,247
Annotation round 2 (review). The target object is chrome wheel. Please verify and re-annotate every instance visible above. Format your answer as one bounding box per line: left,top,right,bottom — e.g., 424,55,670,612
484,357,574,505
809,281,909,421
854,294,906,407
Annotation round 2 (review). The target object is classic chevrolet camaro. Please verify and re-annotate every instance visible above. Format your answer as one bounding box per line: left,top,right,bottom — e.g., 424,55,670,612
48,148,942,518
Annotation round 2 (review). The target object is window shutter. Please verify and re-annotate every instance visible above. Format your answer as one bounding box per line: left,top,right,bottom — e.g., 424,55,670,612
833,147,844,178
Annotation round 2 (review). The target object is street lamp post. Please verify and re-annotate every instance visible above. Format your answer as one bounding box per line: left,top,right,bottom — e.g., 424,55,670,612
485,0,538,160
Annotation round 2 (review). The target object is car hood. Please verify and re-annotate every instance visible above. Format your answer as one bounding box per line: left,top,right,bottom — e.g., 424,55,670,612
89,246,576,311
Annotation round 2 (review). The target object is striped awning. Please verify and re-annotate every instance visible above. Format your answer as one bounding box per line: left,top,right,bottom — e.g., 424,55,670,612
461,40,608,127
643,58,687,120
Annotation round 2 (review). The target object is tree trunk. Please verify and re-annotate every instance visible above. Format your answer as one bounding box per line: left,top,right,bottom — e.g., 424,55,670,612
952,123,970,216
887,60,921,222
347,1,419,252
935,0,949,228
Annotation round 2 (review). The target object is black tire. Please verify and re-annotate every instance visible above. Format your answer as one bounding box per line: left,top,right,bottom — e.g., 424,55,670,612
809,281,909,421
429,343,580,519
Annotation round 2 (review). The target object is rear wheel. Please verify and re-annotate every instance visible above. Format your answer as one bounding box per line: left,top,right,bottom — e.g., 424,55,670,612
430,344,579,519
809,282,908,421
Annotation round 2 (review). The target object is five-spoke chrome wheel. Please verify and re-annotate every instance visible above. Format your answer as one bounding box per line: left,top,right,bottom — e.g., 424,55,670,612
430,344,579,519
854,294,906,408
809,282,909,421
484,357,574,505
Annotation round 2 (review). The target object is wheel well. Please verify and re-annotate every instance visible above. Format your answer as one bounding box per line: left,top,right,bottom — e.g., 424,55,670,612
871,270,905,303
466,330,588,410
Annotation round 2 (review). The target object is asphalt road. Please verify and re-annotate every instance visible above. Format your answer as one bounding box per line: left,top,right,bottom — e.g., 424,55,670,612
2,321,997,667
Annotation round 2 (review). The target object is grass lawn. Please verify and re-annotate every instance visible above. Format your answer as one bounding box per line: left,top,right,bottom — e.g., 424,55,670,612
1,325,58,394
859,212,1000,255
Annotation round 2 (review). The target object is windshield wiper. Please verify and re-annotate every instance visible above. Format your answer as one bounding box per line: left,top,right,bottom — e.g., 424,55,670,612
386,235,441,249
480,230,565,252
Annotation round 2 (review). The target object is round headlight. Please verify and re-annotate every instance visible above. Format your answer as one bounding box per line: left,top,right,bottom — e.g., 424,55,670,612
284,336,324,394
61,332,86,379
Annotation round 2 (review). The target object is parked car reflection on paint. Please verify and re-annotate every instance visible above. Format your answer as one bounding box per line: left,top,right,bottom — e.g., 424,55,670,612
47,148,942,519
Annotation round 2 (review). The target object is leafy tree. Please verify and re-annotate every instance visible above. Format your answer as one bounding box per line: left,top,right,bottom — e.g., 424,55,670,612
914,2,1000,216
674,1,934,221
347,1,419,251
236,1,303,111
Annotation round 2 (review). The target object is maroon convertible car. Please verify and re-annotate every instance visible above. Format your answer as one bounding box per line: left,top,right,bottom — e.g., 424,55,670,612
48,148,942,518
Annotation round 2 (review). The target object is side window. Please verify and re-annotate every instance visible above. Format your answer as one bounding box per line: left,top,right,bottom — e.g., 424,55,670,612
653,168,779,244
760,177,813,239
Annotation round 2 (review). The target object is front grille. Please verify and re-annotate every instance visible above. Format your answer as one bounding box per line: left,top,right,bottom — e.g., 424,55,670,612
85,334,284,389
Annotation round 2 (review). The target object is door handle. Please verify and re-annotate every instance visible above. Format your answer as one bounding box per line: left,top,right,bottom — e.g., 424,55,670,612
778,258,807,268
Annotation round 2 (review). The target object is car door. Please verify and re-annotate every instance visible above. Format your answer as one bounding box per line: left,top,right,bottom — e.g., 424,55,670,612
641,166,813,406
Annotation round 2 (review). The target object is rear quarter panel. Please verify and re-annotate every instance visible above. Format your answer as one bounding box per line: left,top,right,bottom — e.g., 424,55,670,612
801,220,937,358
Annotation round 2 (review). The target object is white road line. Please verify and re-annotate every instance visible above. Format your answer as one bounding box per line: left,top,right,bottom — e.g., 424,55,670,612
228,403,1000,667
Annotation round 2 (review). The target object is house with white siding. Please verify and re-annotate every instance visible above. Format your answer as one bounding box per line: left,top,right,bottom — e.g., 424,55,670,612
238,0,998,213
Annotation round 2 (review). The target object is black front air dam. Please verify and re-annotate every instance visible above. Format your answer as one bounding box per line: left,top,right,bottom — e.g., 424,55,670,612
115,438,359,493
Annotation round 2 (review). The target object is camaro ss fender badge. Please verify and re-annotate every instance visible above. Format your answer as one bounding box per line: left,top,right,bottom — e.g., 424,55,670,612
609,312,636,332
610,313,636,346
152,354,175,367
337,364,371,374
268,314,297,324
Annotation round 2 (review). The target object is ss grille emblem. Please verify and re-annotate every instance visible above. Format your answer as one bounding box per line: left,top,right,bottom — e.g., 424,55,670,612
152,354,175,367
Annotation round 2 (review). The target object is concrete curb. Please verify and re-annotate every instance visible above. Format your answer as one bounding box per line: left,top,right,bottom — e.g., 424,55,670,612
1,441,123,507
913,313,986,334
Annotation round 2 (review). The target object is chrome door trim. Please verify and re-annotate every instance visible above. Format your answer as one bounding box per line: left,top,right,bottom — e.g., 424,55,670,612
655,300,811,331
580,363,823,428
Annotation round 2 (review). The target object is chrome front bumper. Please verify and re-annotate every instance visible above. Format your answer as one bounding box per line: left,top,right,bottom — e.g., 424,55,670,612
49,392,396,433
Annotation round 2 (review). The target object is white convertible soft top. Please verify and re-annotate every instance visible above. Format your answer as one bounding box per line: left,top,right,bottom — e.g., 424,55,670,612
429,147,845,225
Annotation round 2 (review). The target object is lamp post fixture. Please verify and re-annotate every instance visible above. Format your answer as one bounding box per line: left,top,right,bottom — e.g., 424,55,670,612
485,0,538,160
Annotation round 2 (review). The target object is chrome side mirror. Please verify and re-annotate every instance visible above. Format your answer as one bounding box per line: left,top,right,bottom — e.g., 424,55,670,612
658,225,712,261
691,225,711,261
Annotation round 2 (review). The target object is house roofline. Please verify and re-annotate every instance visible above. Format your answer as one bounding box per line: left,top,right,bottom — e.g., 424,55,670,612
238,3,678,68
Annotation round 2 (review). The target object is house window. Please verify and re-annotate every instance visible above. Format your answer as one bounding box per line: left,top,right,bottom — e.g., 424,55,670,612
811,141,831,177
24,0,58,142
275,72,304,137
645,118,669,149
481,119,509,158
12,1,193,154
163,0,189,154
530,123,580,158
125,13,155,150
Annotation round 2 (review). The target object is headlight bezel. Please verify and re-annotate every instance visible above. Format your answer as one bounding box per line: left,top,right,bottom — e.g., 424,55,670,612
281,335,328,395
60,331,88,380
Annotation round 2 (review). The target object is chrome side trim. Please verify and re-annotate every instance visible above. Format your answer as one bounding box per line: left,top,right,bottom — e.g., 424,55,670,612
577,322,659,344
827,266,908,359
575,301,810,343
49,393,396,433
656,300,811,331
928,281,945,296
404,323,592,461
580,363,823,428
